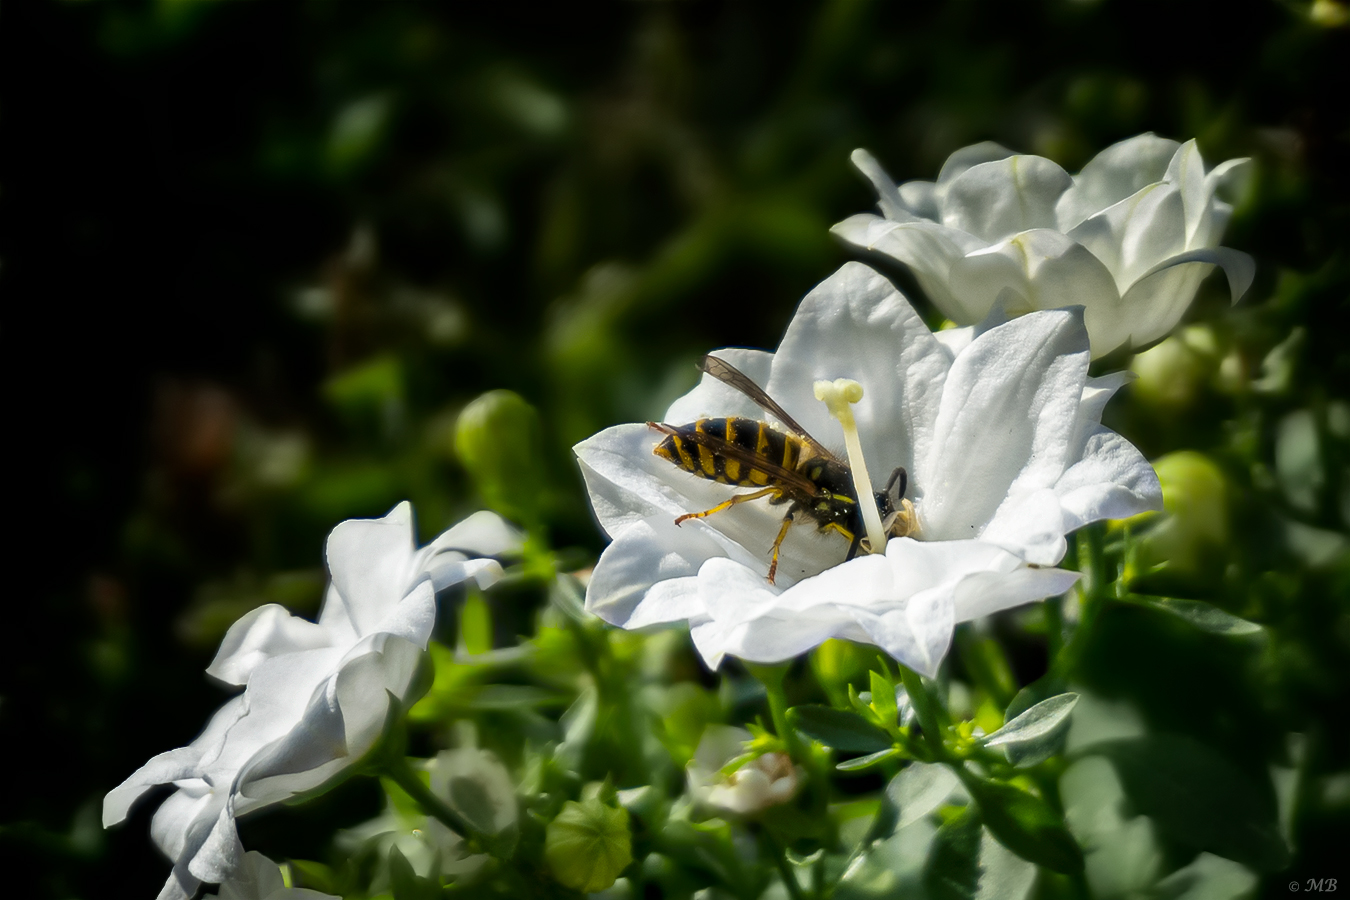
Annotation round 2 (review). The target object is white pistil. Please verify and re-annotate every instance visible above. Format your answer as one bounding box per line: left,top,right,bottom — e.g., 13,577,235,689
813,378,887,555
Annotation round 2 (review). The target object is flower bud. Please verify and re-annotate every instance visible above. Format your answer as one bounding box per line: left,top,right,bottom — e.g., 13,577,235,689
455,390,546,527
686,726,803,816
1132,451,1229,580
544,798,633,893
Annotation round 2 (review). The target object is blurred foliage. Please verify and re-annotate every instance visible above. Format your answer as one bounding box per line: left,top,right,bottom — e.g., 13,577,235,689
2,0,1348,898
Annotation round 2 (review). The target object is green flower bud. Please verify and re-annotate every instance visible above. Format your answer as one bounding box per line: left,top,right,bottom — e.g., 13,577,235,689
1130,326,1218,411
455,390,546,527
1133,451,1229,580
544,798,633,893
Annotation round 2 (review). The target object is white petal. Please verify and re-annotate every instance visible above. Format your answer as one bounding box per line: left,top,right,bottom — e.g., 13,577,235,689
426,510,523,558
850,584,954,677
104,747,207,827
211,649,342,776
1164,139,1209,247
367,579,436,649
206,605,332,687
689,557,901,666
186,804,243,884
151,788,222,876
105,697,247,826
425,558,504,592
156,866,200,900
1116,247,1255,350
585,515,719,627
767,262,952,489
1055,428,1162,531
830,214,986,322
1056,133,1180,230
849,148,916,221
946,229,1122,332
1067,182,1186,289
1069,372,1133,461
942,156,1074,243
335,635,423,759
325,503,419,637
1192,157,1250,247
663,348,775,424
211,851,289,900
919,309,1090,541
979,487,1069,565
952,564,1082,621
935,141,1016,198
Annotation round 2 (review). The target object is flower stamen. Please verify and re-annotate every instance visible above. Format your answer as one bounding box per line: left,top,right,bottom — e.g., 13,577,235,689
813,378,887,555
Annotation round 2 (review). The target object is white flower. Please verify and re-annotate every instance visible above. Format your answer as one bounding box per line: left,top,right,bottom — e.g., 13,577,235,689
687,726,802,816
202,851,337,900
833,134,1254,358
575,263,1160,675
102,503,520,900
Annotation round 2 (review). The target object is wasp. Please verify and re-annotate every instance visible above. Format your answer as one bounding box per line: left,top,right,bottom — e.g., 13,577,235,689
649,355,916,584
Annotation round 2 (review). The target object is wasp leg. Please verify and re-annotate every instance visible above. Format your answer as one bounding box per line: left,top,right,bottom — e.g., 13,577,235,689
766,515,795,585
673,486,779,526
843,529,863,561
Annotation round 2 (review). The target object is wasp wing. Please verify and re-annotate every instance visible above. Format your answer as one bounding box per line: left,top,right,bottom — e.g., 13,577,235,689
650,422,820,498
700,355,837,461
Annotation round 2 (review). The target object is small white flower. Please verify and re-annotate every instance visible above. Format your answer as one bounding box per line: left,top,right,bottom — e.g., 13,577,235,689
202,851,337,900
833,134,1254,358
687,726,802,816
575,263,1160,675
103,504,520,900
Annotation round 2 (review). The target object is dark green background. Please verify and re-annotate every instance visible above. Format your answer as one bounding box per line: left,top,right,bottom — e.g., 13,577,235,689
2,1,1346,897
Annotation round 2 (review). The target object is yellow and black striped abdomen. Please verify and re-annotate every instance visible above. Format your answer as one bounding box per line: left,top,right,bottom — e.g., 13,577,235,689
653,417,805,486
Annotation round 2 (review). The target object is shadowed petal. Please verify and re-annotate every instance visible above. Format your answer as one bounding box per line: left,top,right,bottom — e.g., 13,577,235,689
919,309,1089,541
768,262,951,486
1056,133,1181,230
830,214,985,321
586,514,722,627
943,156,1074,243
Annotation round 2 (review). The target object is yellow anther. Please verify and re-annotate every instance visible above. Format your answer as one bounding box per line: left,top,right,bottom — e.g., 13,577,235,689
813,379,887,555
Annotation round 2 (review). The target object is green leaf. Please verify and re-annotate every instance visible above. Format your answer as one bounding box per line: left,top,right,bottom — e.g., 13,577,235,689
925,806,982,900
985,693,1079,767
1129,596,1263,636
959,772,1083,874
985,694,1078,748
1094,735,1289,872
870,669,899,729
285,859,339,893
837,747,902,771
788,705,893,753
887,762,961,829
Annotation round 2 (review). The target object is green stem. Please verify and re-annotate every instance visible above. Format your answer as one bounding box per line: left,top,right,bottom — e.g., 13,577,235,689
748,662,801,759
1053,524,1110,679
760,828,808,900
383,755,506,859
898,666,947,761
